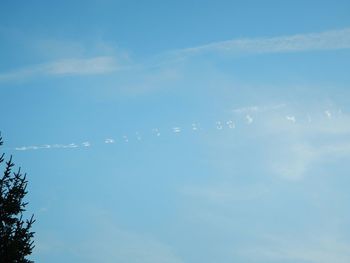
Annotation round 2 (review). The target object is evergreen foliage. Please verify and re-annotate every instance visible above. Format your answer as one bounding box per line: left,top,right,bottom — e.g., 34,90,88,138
0,133,35,263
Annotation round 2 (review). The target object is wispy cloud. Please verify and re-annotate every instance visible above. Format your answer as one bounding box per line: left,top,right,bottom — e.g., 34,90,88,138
262,108,350,180
2,28,350,83
173,28,350,57
232,103,286,114
0,56,121,81
14,142,88,151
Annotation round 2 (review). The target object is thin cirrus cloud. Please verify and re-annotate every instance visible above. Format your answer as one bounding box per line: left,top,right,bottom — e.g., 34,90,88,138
1,28,350,82
172,27,350,57
0,56,121,81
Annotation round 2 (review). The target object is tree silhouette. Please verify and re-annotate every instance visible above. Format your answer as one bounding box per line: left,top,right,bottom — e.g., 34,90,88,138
0,133,35,262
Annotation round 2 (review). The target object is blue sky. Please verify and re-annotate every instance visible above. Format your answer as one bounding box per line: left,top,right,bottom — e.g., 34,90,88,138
1,1,350,262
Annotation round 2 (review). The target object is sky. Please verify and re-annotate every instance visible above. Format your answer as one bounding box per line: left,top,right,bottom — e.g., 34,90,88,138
1,0,350,262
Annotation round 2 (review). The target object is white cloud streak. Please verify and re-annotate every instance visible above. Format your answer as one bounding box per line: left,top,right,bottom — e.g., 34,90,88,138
15,143,82,151
1,28,350,82
232,103,286,114
174,28,350,56
0,56,120,81
10,106,350,156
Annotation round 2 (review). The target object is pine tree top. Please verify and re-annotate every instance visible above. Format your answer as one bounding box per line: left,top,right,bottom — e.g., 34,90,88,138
0,133,35,263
